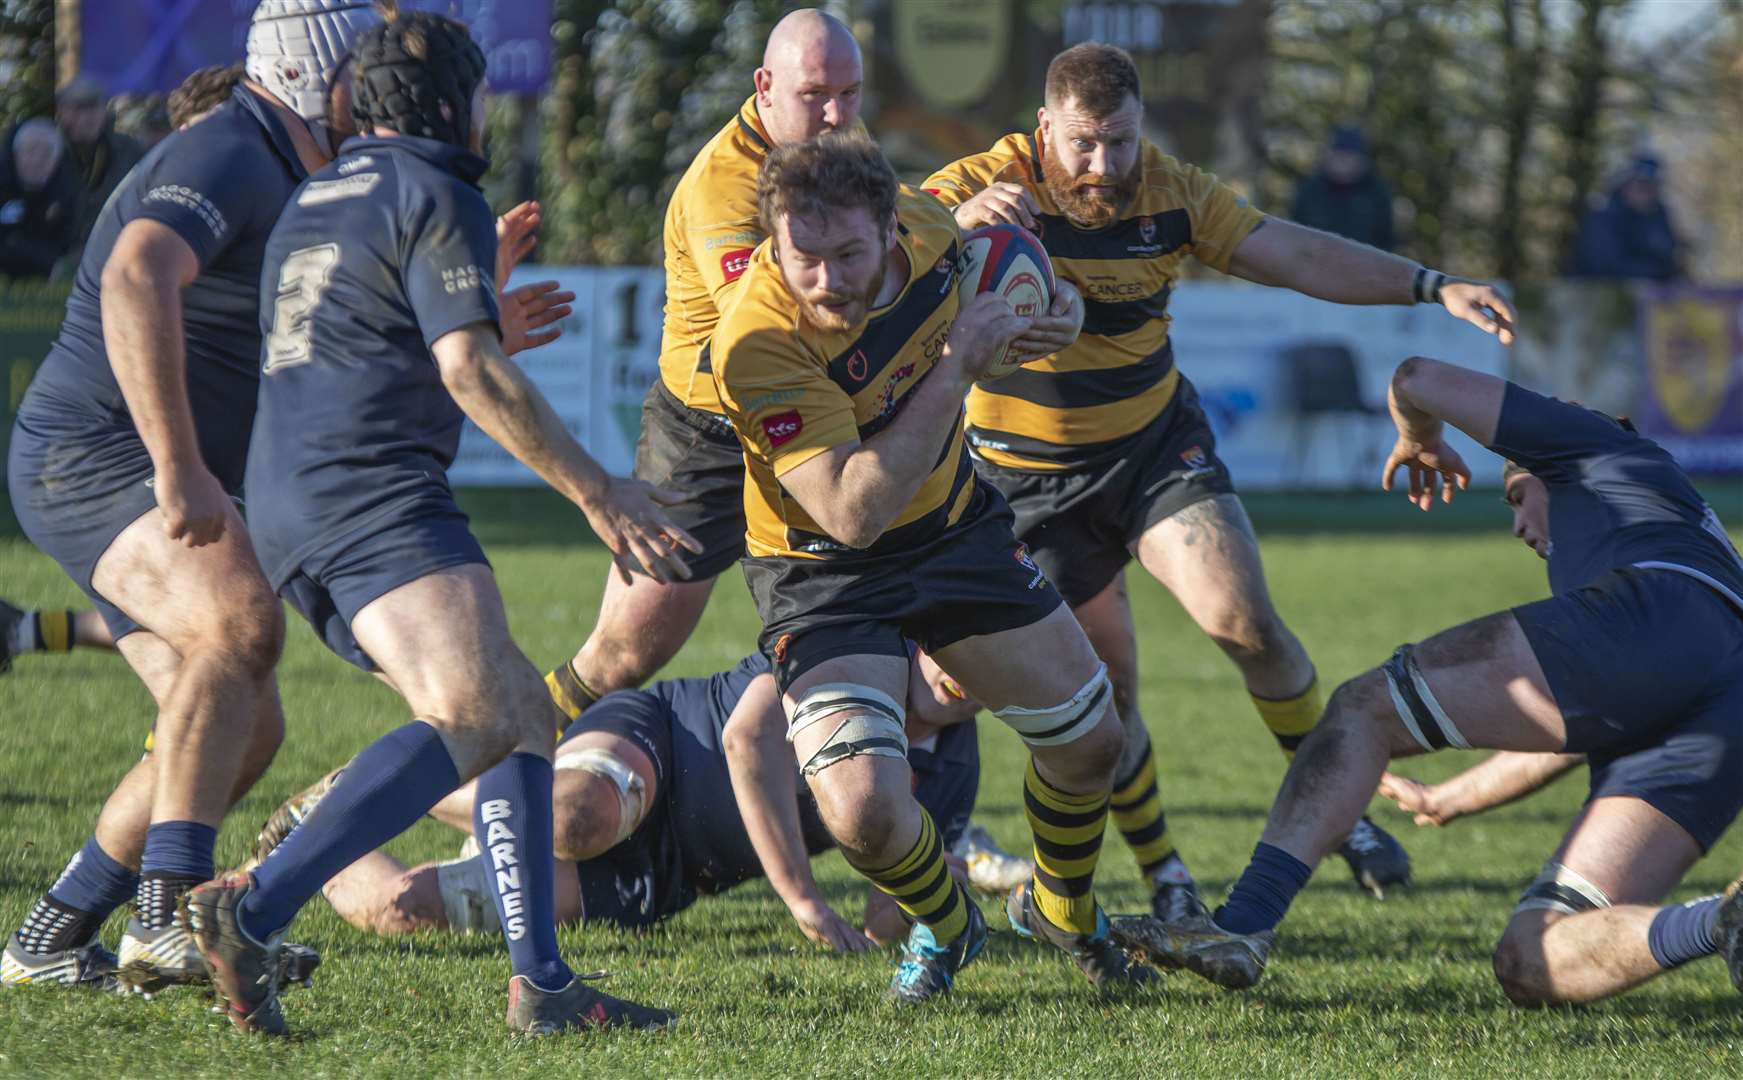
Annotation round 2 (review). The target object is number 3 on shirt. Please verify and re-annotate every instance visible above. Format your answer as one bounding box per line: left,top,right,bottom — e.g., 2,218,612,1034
264,243,340,374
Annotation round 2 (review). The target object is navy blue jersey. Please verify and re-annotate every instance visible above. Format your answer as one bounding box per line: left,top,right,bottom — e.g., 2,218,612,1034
1490,383,1743,610
244,136,499,584
22,87,307,490
659,653,981,893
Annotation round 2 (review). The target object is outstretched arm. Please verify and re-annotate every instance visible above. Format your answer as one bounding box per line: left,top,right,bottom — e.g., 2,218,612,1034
722,674,873,953
1380,752,1585,826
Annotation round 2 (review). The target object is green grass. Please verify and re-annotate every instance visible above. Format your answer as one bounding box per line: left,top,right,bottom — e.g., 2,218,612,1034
1,489,1740,1077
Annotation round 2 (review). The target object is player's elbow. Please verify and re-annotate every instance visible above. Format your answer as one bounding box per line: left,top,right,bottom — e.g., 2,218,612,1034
1391,356,1443,400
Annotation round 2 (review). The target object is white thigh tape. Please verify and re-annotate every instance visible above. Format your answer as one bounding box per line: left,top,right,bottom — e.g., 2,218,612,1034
995,663,1111,748
435,854,500,934
1516,861,1613,916
554,746,647,846
787,683,907,776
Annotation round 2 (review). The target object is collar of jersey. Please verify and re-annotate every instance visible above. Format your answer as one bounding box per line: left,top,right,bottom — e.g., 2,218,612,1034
737,96,773,155
231,84,312,181
339,135,490,187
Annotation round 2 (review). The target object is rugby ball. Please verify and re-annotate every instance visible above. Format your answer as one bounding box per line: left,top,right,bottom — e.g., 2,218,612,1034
956,223,1055,380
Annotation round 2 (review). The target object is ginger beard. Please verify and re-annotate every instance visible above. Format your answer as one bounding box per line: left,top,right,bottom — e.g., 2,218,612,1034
1040,144,1141,230
780,213,890,335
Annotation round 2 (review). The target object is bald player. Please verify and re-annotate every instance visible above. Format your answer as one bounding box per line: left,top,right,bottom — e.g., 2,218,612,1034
543,10,863,721
924,44,1518,918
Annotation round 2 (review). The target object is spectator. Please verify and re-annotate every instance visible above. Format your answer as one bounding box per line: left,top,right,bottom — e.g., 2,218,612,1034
0,118,81,278
1290,125,1395,252
1569,155,1684,281
112,93,172,149
55,75,143,247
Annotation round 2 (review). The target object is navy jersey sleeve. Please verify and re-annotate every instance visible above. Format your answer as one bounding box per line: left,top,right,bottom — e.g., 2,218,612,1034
401,177,500,349
1489,382,1639,482
132,133,277,269
911,722,980,851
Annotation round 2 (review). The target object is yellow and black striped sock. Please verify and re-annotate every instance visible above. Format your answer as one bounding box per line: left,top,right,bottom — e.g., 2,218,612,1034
847,808,971,944
545,660,600,724
1109,741,1175,880
1024,758,1109,935
1252,676,1322,759
35,610,74,653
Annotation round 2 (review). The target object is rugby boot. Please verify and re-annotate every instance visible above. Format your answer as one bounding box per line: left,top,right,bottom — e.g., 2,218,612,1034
117,905,205,994
952,823,1034,896
888,900,988,1005
1108,912,1272,990
1718,872,1743,995
505,972,676,1034
1148,854,1209,923
0,599,21,675
1336,816,1411,899
244,766,346,872
1005,881,1158,991
183,873,287,1036
2,931,122,991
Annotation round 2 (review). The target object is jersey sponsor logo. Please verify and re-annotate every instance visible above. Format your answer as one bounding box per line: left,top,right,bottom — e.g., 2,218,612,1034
876,362,917,418
704,230,760,250
1138,215,1156,245
441,264,487,295
142,184,227,240
1179,445,1215,479
478,798,527,941
721,247,753,282
337,155,374,175
743,388,801,412
762,409,803,447
1014,542,1046,589
1082,278,1150,300
772,633,792,664
296,172,381,206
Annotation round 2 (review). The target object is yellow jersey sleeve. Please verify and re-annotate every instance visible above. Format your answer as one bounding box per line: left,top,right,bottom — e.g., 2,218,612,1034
1180,162,1265,273
679,199,762,313
922,135,1032,210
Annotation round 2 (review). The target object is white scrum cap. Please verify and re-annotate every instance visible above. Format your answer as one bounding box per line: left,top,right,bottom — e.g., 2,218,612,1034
245,0,383,124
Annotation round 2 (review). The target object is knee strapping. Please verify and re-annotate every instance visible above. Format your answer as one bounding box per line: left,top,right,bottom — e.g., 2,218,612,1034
1515,861,1612,917
995,663,1112,748
553,746,646,847
787,683,908,777
1382,644,1469,751
435,854,501,934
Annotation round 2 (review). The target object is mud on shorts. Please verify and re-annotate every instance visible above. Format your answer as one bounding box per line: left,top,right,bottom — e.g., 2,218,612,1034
632,382,747,581
743,479,1065,693
1512,566,1743,852
971,376,1235,607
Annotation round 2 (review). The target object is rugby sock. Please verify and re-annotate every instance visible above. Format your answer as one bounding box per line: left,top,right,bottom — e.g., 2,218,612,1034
1108,740,1176,882
1024,758,1109,936
16,839,138,954
241,721,460,940
1214,842,1312,935
847,808,972,945
545,661,600,724
1648,895,1723,969
1252,677,1322,759
35,610,74,653
473,752,572,991
136,822,217,931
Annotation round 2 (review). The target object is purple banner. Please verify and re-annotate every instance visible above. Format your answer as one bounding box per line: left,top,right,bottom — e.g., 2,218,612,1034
1636,285,1743,475
79,0,551,97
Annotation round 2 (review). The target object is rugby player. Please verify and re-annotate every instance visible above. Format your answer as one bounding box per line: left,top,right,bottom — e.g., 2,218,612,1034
0,602,116,669
542,9,862,720
923,43,1520,915
2,0,382,992
185,14,690,1036
253,650,993,952
711,130,1155,1004
1111,356,1743,1006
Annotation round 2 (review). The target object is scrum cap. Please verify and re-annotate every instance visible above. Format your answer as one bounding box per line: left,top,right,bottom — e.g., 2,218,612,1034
350,12,488,148
246,1,382,131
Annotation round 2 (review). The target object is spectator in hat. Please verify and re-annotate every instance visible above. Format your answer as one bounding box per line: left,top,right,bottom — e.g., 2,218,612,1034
1569,156,1684,281
55,75,143,247
1290,124,1395,253
0,118,81,277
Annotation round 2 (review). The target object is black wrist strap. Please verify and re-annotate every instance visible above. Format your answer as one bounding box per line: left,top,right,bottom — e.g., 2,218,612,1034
1413,267,1447,305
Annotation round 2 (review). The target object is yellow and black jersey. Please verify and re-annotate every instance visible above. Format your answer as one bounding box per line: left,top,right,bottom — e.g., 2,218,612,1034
924,131,1265,471
659,95,772,414
712,187,971,561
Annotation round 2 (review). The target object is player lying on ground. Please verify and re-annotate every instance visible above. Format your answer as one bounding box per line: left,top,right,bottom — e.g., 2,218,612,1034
183,13,693,1037
713,130,1155,1005
1110,356,1743,1006
251,650,1013,951
925,43,1522,914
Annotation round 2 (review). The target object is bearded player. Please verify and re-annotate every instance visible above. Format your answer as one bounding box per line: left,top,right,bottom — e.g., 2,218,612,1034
924,43,1519,916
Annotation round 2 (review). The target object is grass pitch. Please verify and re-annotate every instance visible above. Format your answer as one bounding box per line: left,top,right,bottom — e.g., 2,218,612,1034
1,487,1740,1078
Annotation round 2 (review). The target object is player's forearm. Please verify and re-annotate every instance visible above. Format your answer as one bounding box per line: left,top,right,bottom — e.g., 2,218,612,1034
1439,752,1584,818
1232,219,1417,305
828,368,974,546
726,727,826,909
100,268,204,473
444,342,610,508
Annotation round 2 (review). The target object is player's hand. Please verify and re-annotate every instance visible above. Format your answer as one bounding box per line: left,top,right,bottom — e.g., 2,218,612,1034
156,462,230,547
952,182,1041,231
1008,280,1083,363
495,201,541,287
586,478,703,586
942,292,1033,382
499,280,575,356
1378,771,1460,827
1438,280,1517,346
1382,434,1470,511
789,896,875,953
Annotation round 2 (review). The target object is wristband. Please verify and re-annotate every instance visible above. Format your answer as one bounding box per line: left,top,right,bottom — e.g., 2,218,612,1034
1412,267,1448,305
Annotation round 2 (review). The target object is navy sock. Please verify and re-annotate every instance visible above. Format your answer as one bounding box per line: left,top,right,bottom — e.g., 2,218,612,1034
242,721,461,940
473,752,572,991
140,821,216,880
1647,894,1722,969
49,837,138,916
1214,842,1313,935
